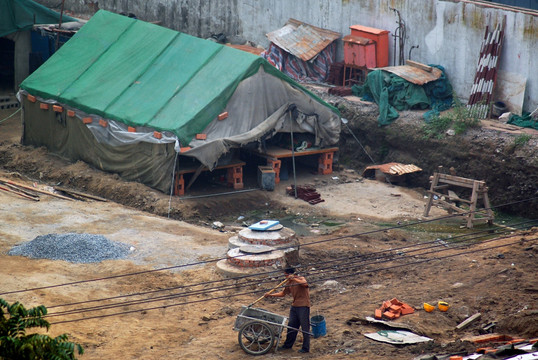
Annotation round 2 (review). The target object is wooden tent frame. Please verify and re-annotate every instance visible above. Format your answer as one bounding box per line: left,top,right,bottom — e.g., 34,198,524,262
424,170,494,228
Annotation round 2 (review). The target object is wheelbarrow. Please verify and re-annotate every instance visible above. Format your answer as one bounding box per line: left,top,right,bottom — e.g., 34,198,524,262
233,305,288,355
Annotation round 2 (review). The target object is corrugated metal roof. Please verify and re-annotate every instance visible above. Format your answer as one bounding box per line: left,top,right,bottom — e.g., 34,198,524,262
379,65,442,85
266,18,340,61
363,163,422,176
342,35,373,45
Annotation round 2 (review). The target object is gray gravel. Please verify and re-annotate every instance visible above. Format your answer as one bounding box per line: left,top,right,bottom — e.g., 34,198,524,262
8,233,131,263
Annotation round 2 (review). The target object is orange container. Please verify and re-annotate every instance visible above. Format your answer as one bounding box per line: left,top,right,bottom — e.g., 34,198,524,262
343,35,376,68
349,25,390,67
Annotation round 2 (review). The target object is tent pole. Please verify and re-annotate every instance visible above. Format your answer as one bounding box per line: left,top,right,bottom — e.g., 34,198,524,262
168,149,179,218
55,0,66,51
290,111,297,199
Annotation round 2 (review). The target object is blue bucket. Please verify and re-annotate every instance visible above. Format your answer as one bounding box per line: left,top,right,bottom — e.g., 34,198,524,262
311,315,327,338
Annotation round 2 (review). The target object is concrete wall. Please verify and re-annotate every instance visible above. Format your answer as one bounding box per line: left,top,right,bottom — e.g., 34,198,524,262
37,0,538,112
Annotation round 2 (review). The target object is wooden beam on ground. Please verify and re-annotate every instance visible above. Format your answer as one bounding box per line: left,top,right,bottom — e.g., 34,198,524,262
0,184,39,201
53,186,108,202
456,313,482,330
0,178,74,201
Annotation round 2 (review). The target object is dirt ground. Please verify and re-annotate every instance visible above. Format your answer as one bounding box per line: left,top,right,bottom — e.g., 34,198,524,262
1,103,537,360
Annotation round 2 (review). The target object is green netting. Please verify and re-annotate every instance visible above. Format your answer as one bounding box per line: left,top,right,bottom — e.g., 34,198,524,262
20,10,338,145
352,65,453,126
0,0,77,37
507,112,538,130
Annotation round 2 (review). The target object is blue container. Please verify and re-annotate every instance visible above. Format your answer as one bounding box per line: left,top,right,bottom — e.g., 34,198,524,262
311,315,327,338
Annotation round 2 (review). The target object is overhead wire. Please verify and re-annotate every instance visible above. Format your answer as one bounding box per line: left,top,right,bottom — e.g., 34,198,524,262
2,196,536,298
48,235,536,325
44,218,536,312
44,225,536,319
45,228,531,318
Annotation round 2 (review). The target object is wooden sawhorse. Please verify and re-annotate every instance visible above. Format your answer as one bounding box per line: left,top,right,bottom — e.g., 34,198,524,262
423,171,494,228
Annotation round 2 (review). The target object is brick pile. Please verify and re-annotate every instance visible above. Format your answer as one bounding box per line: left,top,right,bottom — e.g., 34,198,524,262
374,298,415,320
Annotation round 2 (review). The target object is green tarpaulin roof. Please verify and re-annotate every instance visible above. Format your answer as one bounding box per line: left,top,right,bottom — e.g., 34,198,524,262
0,0,77,37
20,10,337,145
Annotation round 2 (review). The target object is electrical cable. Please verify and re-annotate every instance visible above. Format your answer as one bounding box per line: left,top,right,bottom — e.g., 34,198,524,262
46,228,532,318
43,224,532,325
44,227,536,318
2,196,536,297
48,236,535,325
45,219,534,310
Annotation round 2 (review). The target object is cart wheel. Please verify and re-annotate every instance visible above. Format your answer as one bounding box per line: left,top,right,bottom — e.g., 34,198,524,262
238,321,275,355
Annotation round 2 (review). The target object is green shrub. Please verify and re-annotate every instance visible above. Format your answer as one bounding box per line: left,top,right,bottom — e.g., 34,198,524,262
422,98,482,139
513,133,532,147
0,298,84,360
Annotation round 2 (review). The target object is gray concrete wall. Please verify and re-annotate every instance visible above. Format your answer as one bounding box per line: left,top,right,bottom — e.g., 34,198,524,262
36,0,538,112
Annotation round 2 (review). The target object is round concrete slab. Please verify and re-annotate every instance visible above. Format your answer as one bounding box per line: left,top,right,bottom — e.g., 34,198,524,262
239,244,274,254
238,226,296,246
265,224,283,231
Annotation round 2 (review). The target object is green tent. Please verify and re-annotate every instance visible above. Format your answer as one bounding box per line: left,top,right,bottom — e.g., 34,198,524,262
19,10,341,193
1,0,77,37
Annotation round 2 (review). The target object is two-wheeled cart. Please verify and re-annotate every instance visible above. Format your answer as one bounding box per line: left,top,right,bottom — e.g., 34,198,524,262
234,306,288,355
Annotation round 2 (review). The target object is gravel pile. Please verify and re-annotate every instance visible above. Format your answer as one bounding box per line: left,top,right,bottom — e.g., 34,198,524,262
9,233,131,263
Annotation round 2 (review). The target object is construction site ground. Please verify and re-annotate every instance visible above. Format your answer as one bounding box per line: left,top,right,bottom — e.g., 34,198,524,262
1,102,537,359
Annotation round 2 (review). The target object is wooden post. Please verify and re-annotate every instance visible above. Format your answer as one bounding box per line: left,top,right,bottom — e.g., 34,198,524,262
423,172,440,217
467,180,480,228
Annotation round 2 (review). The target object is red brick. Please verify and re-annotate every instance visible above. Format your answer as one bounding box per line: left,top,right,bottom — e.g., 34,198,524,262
400,304,415,315
390,298,403,306
374,308,383,319
383,311,397,320
218,111,228,120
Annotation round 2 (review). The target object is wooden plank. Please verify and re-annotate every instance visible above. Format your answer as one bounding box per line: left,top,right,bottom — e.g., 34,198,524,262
428,191,472,204
423,172,439,217
53,186,108,202
437,173,484,187
0,184,39,201
434,199,466,214
406,60,432,72
251,146,339,159
4,183,40,198
456,313,482,330
467,180,480,228
0,178,73,201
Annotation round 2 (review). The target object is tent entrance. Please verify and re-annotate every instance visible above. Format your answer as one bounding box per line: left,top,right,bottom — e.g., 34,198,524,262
0,38,15,92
